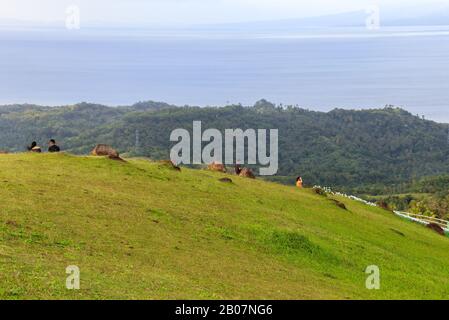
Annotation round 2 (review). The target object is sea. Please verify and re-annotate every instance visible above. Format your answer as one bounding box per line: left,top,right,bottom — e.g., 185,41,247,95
1,25,448,122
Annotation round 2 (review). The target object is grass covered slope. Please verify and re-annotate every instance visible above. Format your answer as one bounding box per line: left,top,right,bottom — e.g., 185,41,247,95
2,103,449,192
0,153,449,300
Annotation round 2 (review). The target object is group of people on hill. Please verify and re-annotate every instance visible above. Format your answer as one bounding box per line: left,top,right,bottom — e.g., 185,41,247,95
27,139,61,153
25,140,305,188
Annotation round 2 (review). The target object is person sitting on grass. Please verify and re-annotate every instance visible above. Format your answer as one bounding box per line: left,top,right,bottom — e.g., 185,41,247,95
235,165,242,175
27,141,42,153
48,139,60,153
296,176,303,188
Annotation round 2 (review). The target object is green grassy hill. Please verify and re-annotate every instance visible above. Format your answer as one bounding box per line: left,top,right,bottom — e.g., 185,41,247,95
2,102,449,193
1,153,449,300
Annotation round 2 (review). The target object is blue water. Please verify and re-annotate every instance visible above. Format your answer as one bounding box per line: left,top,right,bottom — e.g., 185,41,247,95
1,26,449,121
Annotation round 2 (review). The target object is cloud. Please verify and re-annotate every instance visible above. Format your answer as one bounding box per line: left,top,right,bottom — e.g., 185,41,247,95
1,0,448,26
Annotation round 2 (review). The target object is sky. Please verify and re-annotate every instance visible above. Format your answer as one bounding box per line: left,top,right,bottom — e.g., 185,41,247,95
0,0,448,26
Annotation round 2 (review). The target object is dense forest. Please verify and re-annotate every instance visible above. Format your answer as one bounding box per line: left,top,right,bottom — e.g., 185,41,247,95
364,175,449,220
1,100,448,194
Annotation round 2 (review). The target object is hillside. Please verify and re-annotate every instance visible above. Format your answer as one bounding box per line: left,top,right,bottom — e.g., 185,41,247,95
1,153,449,299
0,101,448,193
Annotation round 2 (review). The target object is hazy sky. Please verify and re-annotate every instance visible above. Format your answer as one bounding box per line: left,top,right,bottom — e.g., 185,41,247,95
1,0,448,26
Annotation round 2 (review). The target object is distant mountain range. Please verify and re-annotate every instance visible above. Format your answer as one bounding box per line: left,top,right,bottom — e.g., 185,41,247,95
200,6,449,32
1,4,448,31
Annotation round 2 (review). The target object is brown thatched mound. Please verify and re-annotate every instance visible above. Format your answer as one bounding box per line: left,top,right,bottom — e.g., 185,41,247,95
331,199,347,210
92,144,119,157
376,200,392,212
159,160,181,171
313,187,327,196
91,144,124,161
218,177,233,183
427,223,445,236
207,162,226,173
239,168,255,179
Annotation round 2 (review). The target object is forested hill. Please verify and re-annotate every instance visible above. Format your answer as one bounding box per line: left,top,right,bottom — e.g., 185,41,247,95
0,100,448,193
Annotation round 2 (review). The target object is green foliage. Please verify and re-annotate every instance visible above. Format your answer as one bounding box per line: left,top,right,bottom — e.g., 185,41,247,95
413,175,449,194
365,175,449,219
1,101,448,193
